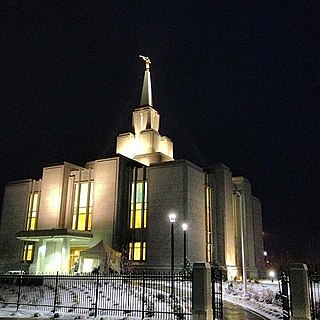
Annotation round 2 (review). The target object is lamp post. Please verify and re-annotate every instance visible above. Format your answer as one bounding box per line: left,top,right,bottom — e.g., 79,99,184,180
169,213,176,295
182,223,188,274
233,188,247,296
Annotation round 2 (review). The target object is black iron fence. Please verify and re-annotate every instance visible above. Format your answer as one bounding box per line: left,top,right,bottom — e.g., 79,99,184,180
279,271,291,320
309,271,320,319
0,272,192,319
211,267,223,320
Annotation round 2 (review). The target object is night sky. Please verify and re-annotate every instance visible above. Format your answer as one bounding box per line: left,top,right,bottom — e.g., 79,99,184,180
1,2,319,259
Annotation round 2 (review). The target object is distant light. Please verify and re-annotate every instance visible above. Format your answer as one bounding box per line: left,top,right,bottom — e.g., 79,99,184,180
269,270,275,278
169,213,176,223
182,223,188,231
264,251,267,256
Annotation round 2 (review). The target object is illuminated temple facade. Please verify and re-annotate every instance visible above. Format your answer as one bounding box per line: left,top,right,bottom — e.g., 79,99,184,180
0,58,265,279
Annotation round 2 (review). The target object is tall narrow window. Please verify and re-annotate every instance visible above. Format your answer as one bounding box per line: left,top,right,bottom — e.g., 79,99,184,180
143,182,147,227
22,242,34,262
205,186,213,263
72,181,93,231
26,192,40,231
128,242,146,261
130,181,147,229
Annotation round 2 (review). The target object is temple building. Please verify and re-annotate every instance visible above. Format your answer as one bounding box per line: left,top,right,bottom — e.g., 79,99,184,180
0,57,265,279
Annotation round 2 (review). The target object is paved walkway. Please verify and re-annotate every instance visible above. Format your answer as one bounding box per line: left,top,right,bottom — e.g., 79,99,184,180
224,301,270,320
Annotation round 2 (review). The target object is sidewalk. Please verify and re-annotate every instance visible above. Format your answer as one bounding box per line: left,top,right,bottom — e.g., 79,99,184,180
224,301,271,320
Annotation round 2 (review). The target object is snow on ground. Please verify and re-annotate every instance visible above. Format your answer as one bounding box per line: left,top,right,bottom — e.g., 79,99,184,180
0,307,125,319
0,279,284,319
0,275,191,319
223,279,283,320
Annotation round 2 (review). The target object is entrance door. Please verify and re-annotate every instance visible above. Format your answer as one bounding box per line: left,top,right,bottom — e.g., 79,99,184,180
69,247,86,273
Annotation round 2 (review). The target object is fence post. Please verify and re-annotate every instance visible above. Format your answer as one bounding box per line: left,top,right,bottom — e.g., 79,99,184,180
142,271,145,319
289,263,311,320
94,273,99,317
192,262,213,320
53,272,59,313
279,272,290,320
16,274,23,311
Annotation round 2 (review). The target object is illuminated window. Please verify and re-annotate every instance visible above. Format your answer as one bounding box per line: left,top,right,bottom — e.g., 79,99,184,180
72,182,93,231
205,186,213,263
22,242,34,262
128,242,146,261
232,193,239,236
26,192,40,231
130,181,147,229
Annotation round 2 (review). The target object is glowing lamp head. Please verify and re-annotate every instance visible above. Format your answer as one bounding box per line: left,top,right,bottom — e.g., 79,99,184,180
169,213,176,223
269,270,275,278
182,223,188,231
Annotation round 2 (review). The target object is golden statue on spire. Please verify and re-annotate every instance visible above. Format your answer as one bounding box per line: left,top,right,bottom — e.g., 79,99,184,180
139,55,151,69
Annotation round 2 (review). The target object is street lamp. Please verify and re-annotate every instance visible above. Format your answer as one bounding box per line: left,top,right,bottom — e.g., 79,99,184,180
169,213,176,275
169,213,176,296
233,188,247,296
264,251,269,268
182,223,188,274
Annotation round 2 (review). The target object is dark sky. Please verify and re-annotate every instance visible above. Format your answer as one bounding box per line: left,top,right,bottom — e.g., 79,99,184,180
1,2,319,258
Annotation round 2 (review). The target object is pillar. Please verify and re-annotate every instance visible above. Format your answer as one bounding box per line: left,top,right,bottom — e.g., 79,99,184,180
290,263,311,320
192,262,213,320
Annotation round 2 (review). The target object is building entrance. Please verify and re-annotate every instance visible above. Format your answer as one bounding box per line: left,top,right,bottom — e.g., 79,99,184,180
69,247,86,273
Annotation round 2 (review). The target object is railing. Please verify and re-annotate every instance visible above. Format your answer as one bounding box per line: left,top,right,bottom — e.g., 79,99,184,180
309,272,320,319
0,272,192,319
211,267,223,320
279,271,291,320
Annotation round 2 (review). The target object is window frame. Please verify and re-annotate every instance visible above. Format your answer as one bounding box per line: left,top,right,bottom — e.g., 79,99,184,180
26,192,40,231
128,241,146,262
21,242,35,263
130,181,147,229
72,181,93,231
205,186,213,263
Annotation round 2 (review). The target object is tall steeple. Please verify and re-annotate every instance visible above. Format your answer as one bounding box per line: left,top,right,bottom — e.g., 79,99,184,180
139,55,153,107
116,57,174,166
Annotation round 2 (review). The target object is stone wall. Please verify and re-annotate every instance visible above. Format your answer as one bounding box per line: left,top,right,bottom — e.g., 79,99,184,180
147,160,206,271
0,180,32,271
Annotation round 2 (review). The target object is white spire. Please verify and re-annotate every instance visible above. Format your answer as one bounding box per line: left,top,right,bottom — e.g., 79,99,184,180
139,55,153,107
115,56,174,165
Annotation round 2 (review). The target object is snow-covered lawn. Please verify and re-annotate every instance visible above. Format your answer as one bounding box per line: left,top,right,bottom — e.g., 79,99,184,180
0,307,134,319
0,275,191,319
224,280,283,319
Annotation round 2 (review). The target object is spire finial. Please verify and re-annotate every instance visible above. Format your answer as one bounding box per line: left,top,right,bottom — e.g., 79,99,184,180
139,55,151,69
139,55,153,106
